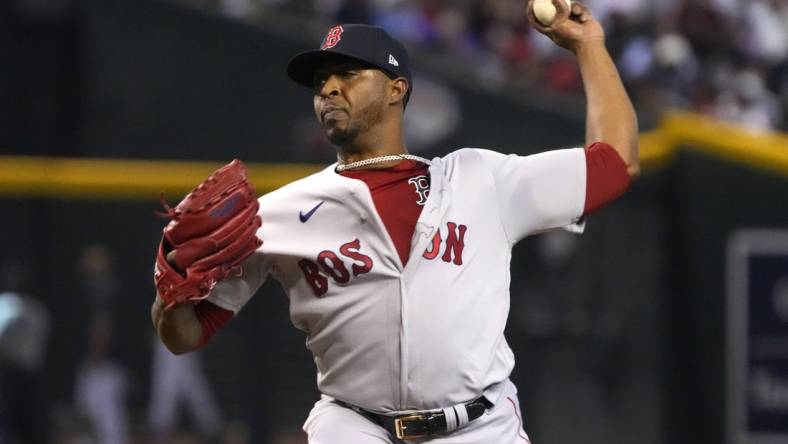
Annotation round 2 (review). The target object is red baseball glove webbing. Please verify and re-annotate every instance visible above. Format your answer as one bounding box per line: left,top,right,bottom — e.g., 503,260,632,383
154,159,262,310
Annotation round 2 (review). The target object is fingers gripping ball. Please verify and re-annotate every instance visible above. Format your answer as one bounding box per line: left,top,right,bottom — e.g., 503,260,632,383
533,0,572,25
154,159,263,310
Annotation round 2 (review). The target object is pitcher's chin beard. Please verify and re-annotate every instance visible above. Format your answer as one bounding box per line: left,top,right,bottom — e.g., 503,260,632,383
325,125,359,147
322,96,385,150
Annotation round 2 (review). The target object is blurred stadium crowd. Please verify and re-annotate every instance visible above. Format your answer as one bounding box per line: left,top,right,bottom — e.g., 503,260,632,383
210,0,788,132
0,244,307,444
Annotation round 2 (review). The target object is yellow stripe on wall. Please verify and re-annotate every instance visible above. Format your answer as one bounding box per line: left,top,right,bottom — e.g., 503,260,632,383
0,112,786,200
658,112,788,176
637,129,675,171
0,156,323,200
634,111,788,176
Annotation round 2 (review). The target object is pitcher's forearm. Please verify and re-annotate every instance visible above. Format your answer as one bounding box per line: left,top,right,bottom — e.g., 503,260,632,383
576,41,639,176
151,296,203,354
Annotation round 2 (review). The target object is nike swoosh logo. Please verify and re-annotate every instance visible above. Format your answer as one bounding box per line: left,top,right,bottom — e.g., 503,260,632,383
299,201,325,223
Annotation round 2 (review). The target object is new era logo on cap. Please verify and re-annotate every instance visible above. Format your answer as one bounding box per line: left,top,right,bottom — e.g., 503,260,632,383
388,54,399,66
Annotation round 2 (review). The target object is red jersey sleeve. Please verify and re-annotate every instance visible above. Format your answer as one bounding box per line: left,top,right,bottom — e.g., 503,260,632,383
584,142,631,215
194,301,234,347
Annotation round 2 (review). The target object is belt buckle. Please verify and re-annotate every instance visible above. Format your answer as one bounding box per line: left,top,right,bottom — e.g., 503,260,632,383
394,413,428,440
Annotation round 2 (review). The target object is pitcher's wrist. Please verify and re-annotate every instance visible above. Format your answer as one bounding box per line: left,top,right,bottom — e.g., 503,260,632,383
573,38,607,57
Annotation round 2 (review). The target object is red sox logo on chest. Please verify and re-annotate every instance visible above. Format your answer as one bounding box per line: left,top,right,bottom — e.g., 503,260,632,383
298,222,468,298
408,175,430,205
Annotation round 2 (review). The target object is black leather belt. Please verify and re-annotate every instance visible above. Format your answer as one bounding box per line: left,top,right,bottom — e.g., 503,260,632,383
338,397,491,440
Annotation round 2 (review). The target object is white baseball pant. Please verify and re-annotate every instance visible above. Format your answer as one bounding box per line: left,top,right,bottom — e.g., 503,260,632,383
303,379,532,444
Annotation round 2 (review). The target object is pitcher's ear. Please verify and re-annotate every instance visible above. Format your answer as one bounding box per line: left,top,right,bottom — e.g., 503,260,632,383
389,77,409,105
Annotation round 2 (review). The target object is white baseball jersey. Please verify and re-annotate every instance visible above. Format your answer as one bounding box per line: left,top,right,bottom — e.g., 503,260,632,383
207,147,586,414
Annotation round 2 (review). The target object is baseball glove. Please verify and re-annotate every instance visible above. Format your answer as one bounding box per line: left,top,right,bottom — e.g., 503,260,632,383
154,159,262,310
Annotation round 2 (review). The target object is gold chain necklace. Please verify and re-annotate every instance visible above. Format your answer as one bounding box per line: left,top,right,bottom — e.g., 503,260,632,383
335,154,431,172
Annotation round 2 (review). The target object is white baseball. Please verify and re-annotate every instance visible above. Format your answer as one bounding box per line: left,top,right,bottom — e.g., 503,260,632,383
532,0,572,26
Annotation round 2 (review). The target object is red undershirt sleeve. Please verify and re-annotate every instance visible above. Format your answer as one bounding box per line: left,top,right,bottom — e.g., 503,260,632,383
583,142,632,215
194,301,234,347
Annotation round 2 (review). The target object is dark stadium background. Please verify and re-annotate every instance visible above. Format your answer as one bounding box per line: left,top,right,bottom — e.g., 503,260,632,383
1,0,787,443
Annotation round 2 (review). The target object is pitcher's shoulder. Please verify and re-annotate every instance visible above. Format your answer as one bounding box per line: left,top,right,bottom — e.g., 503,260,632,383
439,147,497,164
434,148,503,174
258,164,337,207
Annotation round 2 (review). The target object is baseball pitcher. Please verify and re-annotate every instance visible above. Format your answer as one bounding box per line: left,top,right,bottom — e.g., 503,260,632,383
150,0,639,442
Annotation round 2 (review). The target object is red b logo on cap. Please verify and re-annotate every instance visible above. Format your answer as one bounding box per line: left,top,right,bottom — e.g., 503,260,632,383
321,25,344,50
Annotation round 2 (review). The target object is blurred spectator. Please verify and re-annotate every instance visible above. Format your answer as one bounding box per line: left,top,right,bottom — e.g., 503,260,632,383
147,340,222,441
187,0,788,132
714,68,784,131
78,243,120,316
743,0,788,66
676,0,735,61
72,244,132,444
0,262,50,444
73,313,131,444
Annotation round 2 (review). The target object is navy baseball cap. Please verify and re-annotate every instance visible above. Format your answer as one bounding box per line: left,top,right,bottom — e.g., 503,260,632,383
287,24,412,102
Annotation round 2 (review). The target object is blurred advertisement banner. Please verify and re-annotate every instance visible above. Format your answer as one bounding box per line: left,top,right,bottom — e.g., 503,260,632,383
727,230,788,444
